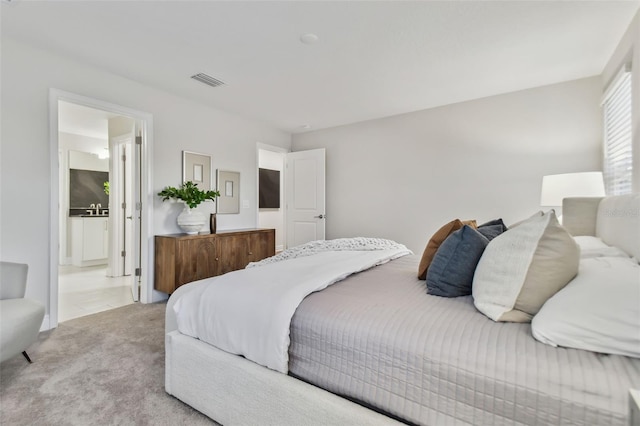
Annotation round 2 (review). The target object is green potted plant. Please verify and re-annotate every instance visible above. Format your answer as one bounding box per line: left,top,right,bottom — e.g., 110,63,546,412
158,181,220,234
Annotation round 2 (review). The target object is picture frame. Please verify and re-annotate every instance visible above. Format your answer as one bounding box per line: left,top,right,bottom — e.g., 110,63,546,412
216,170,240,214
182,151,212,191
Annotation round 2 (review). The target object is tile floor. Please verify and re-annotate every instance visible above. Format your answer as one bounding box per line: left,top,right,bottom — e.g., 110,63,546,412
58,264,134,323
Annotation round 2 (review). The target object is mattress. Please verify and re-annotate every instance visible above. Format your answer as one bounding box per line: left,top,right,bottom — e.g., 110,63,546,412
288,255,640,425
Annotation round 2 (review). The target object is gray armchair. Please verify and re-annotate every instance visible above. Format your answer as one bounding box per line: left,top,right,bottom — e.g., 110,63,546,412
0,261,45,363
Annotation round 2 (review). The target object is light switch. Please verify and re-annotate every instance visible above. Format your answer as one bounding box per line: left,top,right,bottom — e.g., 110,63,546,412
242,199,250,209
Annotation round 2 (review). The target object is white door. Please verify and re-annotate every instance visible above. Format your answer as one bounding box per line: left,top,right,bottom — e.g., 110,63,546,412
122,142,134,277
285,148,326,248
130,128,143,302
109,135,133,276
108,128,139,302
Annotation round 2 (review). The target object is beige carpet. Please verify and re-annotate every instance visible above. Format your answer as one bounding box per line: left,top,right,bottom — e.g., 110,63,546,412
0,303,219,425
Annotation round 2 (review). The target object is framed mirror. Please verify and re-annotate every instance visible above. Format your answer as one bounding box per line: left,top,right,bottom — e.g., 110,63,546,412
183,151,212,191
217,170,240,214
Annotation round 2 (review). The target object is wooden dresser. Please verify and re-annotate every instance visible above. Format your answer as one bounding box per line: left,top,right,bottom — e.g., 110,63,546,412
154,228,275,294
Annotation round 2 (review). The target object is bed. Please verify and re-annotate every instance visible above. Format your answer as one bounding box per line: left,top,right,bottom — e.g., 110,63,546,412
165,194,640,425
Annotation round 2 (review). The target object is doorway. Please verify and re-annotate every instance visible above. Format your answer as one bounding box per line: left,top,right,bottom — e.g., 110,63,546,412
257,145,326,251
48,89,154,329
257,144,287,252
57,101,135,322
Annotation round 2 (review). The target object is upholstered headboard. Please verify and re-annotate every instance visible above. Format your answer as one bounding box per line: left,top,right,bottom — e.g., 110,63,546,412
563,194,640,260
562,197,603,237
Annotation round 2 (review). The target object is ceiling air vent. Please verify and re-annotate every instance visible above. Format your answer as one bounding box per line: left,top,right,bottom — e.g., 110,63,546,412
191,73,225,88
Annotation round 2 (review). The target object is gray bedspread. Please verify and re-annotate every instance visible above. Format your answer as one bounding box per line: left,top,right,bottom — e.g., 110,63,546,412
288,255,640,426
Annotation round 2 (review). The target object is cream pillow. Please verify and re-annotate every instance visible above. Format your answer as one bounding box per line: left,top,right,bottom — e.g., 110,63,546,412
472,210,579,322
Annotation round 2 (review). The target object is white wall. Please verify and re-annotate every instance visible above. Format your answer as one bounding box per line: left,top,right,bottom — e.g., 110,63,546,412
61,132,108,158
0,38,291,318
108,116,135,139
602,9,640,193
68,149,109,171
292,77,603,254
258,148,285,251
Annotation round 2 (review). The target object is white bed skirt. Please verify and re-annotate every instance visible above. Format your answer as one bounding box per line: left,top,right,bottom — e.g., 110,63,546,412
165,331,402,426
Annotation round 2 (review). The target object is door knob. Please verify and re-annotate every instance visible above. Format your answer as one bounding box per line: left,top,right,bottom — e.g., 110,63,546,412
126,216,133,220
314,214,325,219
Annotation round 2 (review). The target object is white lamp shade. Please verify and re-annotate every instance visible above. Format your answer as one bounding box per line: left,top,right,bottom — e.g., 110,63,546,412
540,172,605,207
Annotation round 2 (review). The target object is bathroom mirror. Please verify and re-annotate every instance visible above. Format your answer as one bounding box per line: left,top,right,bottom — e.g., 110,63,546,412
216,170,240,214
183,151,212,191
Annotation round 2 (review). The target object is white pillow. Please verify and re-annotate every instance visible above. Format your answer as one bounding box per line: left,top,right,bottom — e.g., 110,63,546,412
573,235,610,250
573,236,631,259
532,256,640,358
473,210,579,322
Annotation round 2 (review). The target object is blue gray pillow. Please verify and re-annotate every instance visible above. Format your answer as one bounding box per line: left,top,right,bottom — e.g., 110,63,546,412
426,225,490,297
478,218,507,241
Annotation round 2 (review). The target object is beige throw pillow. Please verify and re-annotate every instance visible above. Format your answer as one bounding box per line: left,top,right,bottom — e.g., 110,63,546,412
472,210,579,322
417,219,477,280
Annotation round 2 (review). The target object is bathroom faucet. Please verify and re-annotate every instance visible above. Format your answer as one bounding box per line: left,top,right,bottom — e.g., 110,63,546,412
87,203,96,215
96,203,102,215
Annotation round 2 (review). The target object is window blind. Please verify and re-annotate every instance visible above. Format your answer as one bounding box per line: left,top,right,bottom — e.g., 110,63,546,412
602,66,632,195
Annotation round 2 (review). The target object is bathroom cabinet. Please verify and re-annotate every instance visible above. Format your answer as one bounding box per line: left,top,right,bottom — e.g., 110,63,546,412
70,216,109,267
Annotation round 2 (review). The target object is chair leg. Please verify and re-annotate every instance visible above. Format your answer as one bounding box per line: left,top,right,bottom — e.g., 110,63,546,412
22,351,33,363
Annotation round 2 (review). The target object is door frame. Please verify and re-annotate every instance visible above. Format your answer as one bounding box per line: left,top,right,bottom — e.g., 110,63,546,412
48,89,155,329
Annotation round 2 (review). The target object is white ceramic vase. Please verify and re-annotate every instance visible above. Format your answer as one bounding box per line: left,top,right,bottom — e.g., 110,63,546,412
177,204,206,234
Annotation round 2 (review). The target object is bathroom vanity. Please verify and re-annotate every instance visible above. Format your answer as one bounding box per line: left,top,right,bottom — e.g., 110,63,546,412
70,216,109,267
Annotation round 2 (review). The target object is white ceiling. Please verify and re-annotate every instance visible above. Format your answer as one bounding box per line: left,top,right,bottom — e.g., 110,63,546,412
2,1,638,134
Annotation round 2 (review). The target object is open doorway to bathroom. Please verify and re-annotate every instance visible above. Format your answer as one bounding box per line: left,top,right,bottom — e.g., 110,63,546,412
257,143,287,253
57,101,136,322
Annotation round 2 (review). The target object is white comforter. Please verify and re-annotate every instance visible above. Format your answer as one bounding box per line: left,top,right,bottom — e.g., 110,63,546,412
173,238,411,373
